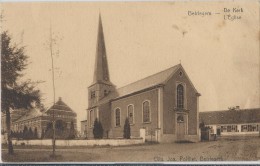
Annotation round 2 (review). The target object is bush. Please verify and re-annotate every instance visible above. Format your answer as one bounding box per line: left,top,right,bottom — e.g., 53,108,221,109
34,128,38,139
28,127,33,139
41,129,45,139
93,118,103,139
23,126,29,140
123,118,131,139
67,121,76,139
44,120,73,139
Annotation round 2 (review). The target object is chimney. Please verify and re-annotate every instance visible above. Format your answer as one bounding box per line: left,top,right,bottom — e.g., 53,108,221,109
59,97,62,101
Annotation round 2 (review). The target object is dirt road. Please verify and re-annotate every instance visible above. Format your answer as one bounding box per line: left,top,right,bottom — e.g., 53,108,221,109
2,136,260,162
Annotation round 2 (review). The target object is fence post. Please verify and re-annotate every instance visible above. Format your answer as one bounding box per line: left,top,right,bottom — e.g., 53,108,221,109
140,128,145,142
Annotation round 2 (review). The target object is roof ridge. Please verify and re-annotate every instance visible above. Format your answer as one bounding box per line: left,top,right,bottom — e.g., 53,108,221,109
200,108,260,113
116,64,180,90
46,99,75,113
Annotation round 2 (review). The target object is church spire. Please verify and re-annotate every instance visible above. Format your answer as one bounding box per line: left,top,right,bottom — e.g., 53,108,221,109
92,14,112,85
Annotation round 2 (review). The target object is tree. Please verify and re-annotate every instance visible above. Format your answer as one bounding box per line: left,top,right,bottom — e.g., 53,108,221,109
23,126,28,140
98,121,103,139
10,130,14,138
93,118,99,139
68,121,75,139
93,118,103,139
44,122,53,139
41,129,45,139
1,31,41,154
28,127,33,139
18,131,22,140
34,127,38,139
44,120,73,139
123,118,131,139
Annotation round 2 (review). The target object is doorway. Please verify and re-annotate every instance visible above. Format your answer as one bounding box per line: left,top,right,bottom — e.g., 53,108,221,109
217,128,221,136
176,114,186,141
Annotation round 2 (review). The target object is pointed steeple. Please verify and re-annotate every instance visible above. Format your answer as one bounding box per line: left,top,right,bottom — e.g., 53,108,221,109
92,14,112,85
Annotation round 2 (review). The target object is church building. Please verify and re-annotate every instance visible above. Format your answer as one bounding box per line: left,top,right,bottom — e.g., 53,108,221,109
86,15,201,142
1,97,77,139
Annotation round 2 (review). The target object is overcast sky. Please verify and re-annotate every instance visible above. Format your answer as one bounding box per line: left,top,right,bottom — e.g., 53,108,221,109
2,1,259,129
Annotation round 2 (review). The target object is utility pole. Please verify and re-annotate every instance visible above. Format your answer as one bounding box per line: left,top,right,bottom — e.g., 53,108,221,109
49,24,56,157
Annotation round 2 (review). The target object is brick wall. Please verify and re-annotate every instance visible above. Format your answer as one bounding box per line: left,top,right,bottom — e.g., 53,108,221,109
110,89,159,138
163,67,198,135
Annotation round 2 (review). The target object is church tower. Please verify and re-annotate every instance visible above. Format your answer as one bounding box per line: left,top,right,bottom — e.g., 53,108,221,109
88,14,115,108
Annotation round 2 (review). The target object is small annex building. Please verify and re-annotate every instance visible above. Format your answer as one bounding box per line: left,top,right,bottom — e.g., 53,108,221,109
1,97,77,139
199,108,260,136
84,15,201,143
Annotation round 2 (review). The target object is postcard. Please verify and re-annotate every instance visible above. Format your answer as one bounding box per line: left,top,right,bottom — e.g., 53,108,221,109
1,1,259,163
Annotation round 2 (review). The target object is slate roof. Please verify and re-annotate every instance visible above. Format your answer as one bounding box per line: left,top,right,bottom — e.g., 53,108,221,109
14,108,47,123
93,64,198,107
91,14,114,87
13,98,76,123
45,98,76,116
199,108,260,125
115,64,181,98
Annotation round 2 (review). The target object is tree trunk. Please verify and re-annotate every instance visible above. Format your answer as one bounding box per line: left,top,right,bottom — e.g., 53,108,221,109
6,108,14,155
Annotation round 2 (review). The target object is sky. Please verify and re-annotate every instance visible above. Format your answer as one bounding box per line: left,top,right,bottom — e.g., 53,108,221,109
2,1,259,130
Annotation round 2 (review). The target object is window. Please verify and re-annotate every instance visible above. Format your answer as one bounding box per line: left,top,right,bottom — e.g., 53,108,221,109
143,101,151,123
127,105,134,124
227,126,231,132
115,108,121,127
179,71,183,77
242,124,258,132
104,90,108,96
221,126,227,132
177,84,184,109
89,110,94,127
177,115,184,122
241,125,248,132
91,91,95,99
231,125,237,132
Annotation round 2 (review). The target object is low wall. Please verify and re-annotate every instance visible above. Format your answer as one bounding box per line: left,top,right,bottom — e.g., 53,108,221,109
12,138,144,146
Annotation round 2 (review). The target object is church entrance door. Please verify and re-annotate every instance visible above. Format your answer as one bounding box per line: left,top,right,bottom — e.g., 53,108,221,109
177,121,185,140
176,114,186,141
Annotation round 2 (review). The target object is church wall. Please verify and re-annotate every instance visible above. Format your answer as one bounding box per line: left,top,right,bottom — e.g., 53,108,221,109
110,89,159,138
11,115,77,139
186,84,198,135
88,85,99,108
163,67,198,135
99,103,112,138
163,77,175,134
86,107,99,138
11,117,45,138
88,84,115,108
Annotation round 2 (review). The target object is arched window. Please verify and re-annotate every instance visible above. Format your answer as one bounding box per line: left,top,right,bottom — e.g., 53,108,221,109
177,115,184,122
127,105,134,124
104,90,109,96
89,109,94,127
143,101,151,123
115,108,121,127
177,84,184,109
90,91,95,99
